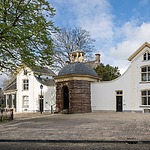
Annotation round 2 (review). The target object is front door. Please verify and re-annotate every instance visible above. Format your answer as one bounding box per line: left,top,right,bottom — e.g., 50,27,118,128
116,96,122,112
63,86,69,113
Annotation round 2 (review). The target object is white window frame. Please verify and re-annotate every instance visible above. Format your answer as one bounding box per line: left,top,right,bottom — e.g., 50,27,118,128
22,95,29,108
22,79,29,90
141,90,150,106
141,66,150,82
143,52,150,61
116,90,123,95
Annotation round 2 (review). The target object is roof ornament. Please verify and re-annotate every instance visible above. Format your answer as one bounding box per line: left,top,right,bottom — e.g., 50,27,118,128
69,49,85,63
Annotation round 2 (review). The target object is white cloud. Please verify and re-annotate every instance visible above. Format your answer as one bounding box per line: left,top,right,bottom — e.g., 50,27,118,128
110,22,150,59
108,22,150,73
139,0,150,6
0,73,9,88
50,0,150,75
63,0,150,74
109,41,139,60
70,0,114,40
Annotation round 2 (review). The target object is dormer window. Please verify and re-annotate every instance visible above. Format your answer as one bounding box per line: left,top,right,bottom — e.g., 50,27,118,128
143,52,150,61
24,69,28,75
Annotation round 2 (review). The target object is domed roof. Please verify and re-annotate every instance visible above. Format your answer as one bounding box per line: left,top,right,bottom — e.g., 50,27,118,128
58,62,98,77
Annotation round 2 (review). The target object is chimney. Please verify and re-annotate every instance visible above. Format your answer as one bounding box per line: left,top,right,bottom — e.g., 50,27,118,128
95,54,100,63
65,61,70,65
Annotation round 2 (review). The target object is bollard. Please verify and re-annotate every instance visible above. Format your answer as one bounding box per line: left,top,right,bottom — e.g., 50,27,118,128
0,108,1,122
10,109,13,120
0,108,3,122
51,105,53,114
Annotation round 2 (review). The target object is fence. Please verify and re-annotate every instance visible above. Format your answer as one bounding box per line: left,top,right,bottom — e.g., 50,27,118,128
0,108,13,122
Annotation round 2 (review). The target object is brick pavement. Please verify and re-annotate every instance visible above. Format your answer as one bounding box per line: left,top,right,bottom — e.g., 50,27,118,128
0,112,150,142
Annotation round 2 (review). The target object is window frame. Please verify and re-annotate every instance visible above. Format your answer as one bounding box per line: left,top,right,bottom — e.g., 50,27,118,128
143,51,150,61
141,90,150,106
22,79,29,91
141,66,150,82
116,90,123,95
22,95,29,108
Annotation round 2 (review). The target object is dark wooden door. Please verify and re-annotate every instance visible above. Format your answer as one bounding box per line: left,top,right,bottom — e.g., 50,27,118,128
116,96,122,112
63,86,69,110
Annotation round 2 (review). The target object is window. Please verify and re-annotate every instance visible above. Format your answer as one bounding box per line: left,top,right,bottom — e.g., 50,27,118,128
116,91,123,95
141,66,150,81
39,95,44,100
141,90,150,105
23,79,29,90
24,69,28,75
23,96,29,108
143,52,150,61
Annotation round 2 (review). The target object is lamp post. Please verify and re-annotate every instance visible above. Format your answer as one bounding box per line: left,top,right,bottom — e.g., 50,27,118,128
12,94,15,108
40,84,43,114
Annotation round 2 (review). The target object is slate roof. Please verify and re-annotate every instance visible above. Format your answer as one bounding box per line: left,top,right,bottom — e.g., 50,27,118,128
33,66,56,86
58,62,98,77
34,76,55,86
4,67,56,93
32,66,56,76
3,77,17,92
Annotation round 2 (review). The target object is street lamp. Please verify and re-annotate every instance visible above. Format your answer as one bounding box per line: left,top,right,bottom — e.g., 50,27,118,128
11,94,15,109
40,84,43,114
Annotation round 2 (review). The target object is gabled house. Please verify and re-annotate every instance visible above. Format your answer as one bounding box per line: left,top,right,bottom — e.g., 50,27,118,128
3,42,150,114
91,42,150,113
3,51,100,114
4,66,56,113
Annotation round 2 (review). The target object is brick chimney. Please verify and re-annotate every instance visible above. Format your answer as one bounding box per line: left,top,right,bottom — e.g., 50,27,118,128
95,54,100,63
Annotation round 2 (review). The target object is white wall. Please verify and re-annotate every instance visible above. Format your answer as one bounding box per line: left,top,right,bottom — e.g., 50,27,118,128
91,66,132,111
16,67,56,112
91,46,150,112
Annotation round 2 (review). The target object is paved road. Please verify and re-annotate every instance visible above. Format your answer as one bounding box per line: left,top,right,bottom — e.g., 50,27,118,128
0,112,150,149
0,142,150,150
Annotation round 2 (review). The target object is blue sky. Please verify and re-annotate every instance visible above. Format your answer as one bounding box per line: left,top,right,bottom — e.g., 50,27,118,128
49,0,150,73
1,0,150,86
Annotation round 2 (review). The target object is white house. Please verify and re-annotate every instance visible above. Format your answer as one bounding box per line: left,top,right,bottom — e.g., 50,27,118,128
91,42,150,113
3,42,150,114
4,66,56,113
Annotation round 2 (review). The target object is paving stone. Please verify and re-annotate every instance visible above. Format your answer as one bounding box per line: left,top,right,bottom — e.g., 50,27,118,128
0,112,150,141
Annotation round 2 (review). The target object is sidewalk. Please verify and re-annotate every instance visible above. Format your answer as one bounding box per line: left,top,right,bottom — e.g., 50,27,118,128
0,112,150,142
13,112,52,120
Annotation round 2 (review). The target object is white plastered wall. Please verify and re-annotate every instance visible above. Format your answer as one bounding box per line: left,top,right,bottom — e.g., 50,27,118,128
16,67,56,112
91,46,150,112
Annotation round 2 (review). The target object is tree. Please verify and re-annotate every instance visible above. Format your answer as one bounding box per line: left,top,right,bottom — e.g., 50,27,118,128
0,0,58,73
95,63,121,81
52,28,95,70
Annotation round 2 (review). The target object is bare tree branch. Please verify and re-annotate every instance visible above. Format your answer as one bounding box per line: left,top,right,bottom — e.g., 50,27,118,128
52,28,95,70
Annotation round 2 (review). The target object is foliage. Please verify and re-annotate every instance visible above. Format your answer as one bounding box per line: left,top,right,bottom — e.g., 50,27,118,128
95,63,121,81
52,28,95,70
1,104,4,108
0,0,58,73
